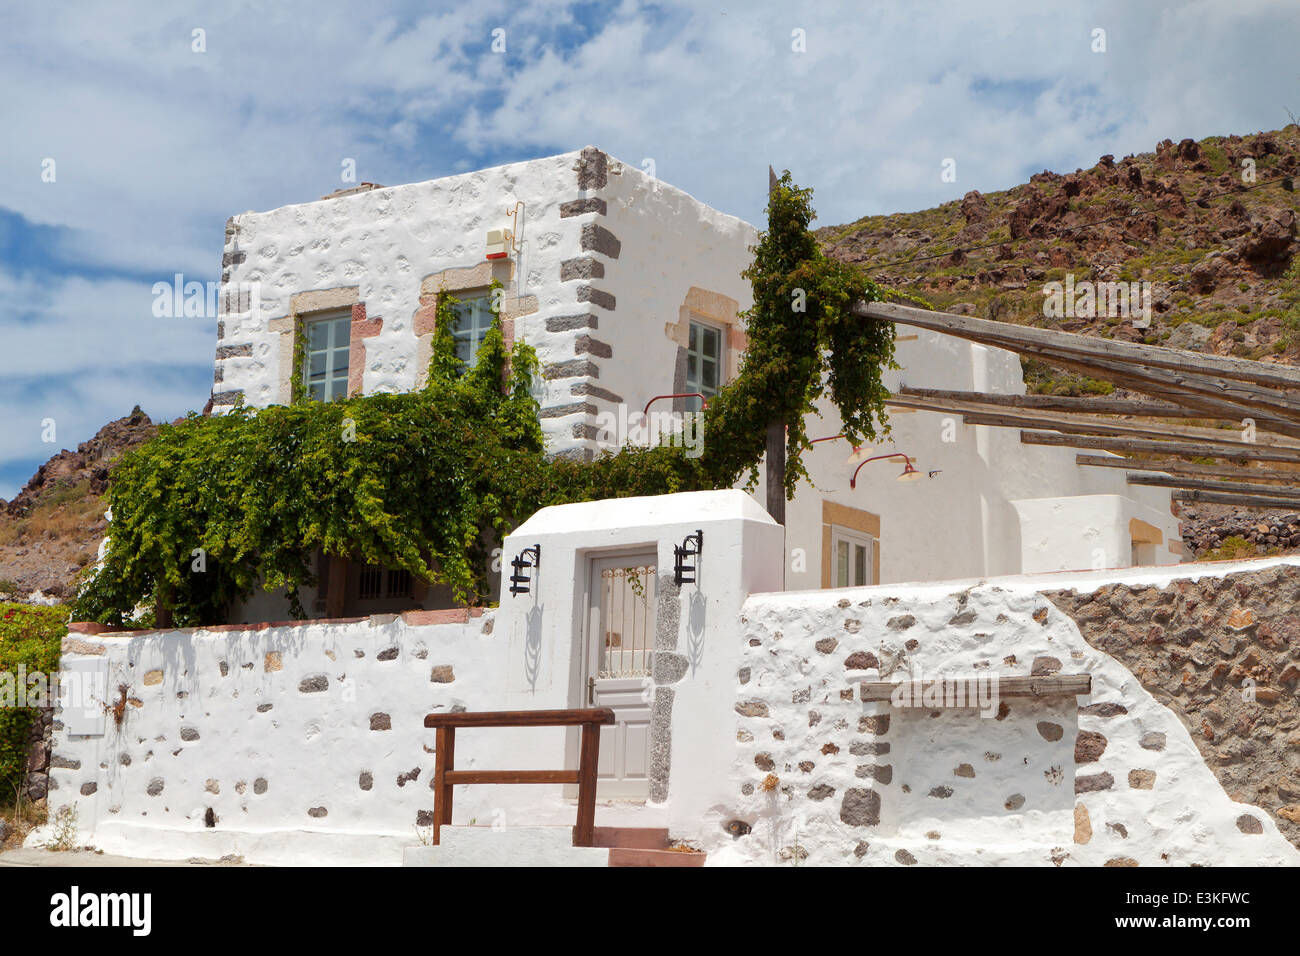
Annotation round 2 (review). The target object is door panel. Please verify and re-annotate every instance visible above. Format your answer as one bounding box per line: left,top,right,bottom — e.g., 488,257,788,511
580,553,657,798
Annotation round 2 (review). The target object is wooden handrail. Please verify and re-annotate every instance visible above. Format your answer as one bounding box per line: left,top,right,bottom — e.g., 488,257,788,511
425,707,615,847
425,707,615,729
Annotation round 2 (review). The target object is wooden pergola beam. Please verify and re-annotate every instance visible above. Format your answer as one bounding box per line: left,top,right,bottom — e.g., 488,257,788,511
1076,453,1300,485
897,386,1208,419
1022,431,1300,465
887,394,1300,450
1004,343,1300,435
1173,489,1300,510
859,300,1300,390
1127,473,1300,499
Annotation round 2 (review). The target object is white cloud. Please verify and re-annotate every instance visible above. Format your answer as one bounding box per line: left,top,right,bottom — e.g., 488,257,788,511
2,0,1297,492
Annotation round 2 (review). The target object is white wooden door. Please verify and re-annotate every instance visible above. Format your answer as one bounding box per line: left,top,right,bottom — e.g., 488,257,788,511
580,552,657,798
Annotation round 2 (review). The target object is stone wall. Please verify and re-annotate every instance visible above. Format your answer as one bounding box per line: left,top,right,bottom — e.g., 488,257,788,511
709,570,1299,867
39,609,507,865
1044,562,1300,849
21,703,53,806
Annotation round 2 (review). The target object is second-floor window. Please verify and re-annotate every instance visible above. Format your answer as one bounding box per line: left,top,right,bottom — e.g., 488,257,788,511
686,319,723,410
303,311,351,402
451,294,494,372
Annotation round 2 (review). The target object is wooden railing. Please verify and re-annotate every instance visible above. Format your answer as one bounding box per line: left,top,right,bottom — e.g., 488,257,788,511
422,707,615,847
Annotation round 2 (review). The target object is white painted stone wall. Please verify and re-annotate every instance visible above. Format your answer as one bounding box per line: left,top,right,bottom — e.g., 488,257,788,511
39,491,784,865
41,613,504,866
710,573,1298,866
39,493,1296,866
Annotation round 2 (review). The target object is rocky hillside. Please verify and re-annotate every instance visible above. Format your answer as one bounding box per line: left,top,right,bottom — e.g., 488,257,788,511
818,125,1300,557
0,407,157,602
819,125,1300,388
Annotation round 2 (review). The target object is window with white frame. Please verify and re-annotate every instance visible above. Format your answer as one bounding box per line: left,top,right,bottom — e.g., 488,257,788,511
303,311,351,402
685,319,724,411
831,526,874,588
451,293,494,372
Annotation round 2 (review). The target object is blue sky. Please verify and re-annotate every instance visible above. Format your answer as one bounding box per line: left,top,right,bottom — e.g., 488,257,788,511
1,0,1297,499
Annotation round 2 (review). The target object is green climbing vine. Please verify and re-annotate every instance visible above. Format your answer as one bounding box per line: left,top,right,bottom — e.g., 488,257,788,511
73,173,899,625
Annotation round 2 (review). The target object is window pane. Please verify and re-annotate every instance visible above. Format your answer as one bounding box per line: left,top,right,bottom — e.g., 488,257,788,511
332,347,349,375
309,382,325,402
854,544,867,586
836,541,849,588
307,323,327,349
701,358,718,391
452,296,491,370
686,354,698,384
689,324,698,351
333,317,351,348
702,327,719,359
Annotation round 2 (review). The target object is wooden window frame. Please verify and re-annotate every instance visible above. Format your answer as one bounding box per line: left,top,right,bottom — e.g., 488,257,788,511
821,500,882,588
301,309,352,403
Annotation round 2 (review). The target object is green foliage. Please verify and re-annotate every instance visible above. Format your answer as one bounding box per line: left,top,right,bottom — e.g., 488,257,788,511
75,175,899,624
0,603,66,802
706,171,897,498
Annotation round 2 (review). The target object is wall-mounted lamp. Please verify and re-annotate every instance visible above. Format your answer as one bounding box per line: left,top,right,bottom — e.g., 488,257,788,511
849,453,922,489
509,544,541,596
810,433,874,466
673,530,703,585
644,393,709,416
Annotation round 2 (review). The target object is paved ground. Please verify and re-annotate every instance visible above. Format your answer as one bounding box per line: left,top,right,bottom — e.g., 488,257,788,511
0,848,252,867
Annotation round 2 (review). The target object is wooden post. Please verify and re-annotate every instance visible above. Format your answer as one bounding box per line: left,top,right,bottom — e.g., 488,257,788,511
764,166,787,526
155,583,173,629
432,725,455,846
574,720,600,847
324,555,349,618
765,420,786,525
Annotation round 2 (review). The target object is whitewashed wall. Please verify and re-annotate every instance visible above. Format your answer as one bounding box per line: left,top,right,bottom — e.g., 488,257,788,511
40,495,1293,866
783,330,1183,588
41,491,783,865
710,574,1297,866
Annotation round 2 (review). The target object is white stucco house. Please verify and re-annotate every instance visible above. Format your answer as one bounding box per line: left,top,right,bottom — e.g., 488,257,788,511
210,146,1182,622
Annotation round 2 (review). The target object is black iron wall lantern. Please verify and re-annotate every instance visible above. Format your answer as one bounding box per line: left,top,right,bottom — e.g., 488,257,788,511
673,530,703,585
509,544,541,596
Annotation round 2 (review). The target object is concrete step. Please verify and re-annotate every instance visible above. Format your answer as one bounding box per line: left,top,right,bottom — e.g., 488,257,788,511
588,826,671,850
607,847,706,867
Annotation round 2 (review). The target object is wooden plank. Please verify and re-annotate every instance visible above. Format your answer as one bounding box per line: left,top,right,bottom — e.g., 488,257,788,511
1004,343,1300,433
889,391,1300,447
1174,489,1300,510
858,674,1092,703
444,769,581,785
872,306,1300,437
574,722,601,848
858,300,1300,389
424,707,615,729
1127,473,1300,499
1076,454,1300,485
897,386,1206,419
1022,431,1300,465
911,404,1294,448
